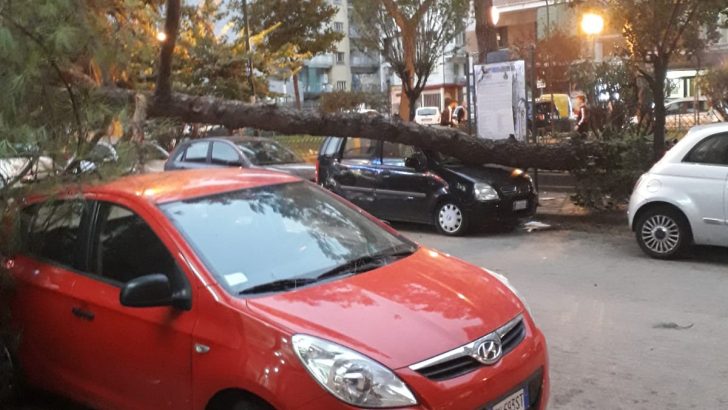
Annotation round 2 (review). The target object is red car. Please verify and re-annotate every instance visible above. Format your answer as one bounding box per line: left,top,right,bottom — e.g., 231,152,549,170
5,169,549,410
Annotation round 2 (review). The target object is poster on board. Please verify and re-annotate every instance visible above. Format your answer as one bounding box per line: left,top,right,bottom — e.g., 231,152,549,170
474,60,527,141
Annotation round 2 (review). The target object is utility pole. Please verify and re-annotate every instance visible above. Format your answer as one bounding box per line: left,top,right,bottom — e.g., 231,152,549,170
242,0,256,103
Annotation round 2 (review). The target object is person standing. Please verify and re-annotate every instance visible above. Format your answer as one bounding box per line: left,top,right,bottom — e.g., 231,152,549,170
575,95,590,136
440,98,458,127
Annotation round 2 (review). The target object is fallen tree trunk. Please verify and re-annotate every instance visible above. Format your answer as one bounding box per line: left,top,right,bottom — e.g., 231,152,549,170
131,92,596,171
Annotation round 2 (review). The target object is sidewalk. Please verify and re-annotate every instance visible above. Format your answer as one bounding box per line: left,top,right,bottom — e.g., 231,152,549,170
534,191,629,232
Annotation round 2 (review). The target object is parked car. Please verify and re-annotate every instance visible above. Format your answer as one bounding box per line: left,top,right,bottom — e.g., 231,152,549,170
414,106,441,125
527,101,560,133
629,123,728,259
65,141,168,175
0,155,54,188
663,97,722,130
317,137,537,235
4,168,549,410
165,136,315,181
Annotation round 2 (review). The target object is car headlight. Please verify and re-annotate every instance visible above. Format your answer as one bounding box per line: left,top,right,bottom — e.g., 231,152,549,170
483,268,531,315
292,334,417,408
474,182,499,201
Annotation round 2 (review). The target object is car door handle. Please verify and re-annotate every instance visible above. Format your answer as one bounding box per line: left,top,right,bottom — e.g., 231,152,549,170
71,307,95,321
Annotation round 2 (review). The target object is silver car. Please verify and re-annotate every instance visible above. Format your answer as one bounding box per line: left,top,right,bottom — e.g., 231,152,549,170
628,123,728,259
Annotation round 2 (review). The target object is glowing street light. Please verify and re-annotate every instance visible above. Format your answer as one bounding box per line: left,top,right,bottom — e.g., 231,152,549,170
156,31,168,42
490,6,500,26
581,12,604,36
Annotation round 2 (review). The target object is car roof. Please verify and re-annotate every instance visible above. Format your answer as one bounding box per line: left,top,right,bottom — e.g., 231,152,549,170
182,136,276,144
64,168,301,205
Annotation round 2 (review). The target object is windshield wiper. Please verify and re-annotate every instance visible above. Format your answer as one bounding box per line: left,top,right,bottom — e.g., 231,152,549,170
238,246,417,295
315,246,417,281
239,277,318,295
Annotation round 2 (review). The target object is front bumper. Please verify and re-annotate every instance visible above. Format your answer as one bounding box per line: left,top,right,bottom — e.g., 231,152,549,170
295,321,549,410
464,193,538,226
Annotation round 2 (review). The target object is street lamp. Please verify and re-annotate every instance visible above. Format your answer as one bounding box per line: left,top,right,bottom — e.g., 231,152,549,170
156,31,167,42
490,6,500,26
580,12,604,61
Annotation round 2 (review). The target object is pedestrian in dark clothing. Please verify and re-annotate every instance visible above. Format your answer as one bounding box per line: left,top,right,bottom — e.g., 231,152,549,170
575,95,589,136
440,98,458,127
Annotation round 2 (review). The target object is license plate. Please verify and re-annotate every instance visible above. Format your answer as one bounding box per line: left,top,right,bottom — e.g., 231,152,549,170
492,388,526,410
513,200,528,211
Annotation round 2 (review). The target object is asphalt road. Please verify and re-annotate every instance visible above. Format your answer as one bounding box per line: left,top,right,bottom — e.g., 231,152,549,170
398,223,728,410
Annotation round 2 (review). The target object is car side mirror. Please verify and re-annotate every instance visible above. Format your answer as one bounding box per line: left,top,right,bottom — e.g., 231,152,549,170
120,274,174,309
405,155,427,172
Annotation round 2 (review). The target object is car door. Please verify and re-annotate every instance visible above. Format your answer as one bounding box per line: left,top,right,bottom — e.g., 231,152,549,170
10,199,94,395
63,199,195,409
210,141,246,168
678,132,728,245
375,142,437,223
327,137,381,213
175,141,212,169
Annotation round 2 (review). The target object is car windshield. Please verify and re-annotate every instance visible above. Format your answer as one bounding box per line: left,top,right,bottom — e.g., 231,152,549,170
160,182,417,296
235,140,302,165
417,108,437,116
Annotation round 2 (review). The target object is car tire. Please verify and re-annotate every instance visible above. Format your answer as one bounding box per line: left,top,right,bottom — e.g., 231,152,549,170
435,201,469,236
635,205,692,259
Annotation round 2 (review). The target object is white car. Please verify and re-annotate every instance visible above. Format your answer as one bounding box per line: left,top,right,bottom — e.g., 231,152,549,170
628,123,728,259
664,97,723,129
414,107,440,125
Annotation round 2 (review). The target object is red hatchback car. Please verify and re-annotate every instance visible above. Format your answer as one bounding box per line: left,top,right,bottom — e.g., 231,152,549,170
5,169,549,410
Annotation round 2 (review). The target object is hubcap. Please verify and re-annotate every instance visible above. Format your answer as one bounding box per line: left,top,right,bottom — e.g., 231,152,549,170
438,203,463,233
641,215,680,254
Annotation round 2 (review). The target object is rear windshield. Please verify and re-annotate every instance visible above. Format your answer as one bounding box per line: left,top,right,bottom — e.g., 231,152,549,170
235,140,301,165
160,182,415,295
417,108,438,116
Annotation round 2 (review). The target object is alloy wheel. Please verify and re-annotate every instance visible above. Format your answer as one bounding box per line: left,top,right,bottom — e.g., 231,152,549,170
640,214,680,255
438,203,463,234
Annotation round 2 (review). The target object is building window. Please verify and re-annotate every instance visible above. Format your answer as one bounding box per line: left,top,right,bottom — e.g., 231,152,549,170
336,52,346,64
334,22,344,32
423,93,441,109
336,81,347,90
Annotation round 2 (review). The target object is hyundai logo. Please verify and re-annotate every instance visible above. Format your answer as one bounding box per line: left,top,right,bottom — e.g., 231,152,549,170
473,334,503,365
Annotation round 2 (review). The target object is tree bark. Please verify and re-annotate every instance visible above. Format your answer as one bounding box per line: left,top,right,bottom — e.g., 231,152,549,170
651,61,668,160
293,72,302,110
475,0,498,64
399,24,417,121
120,89,601,170
155,0,181,101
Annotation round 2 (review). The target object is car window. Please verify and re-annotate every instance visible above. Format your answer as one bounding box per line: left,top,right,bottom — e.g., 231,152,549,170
321,137,342,157
417,108,437,116
382,142,418,166
235,140,301,165
161,182,415,296
683,133,728,166
342,138,379,162
24,200,89,270
94,204,177,284
211,142,241,165
183,142,209,163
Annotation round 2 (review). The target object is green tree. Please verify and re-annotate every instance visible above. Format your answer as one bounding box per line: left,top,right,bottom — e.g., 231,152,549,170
238,0,344,109
598,0,728,159
351,0,469,121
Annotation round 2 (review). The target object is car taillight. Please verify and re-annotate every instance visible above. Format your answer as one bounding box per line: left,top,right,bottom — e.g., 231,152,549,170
315,159,320,184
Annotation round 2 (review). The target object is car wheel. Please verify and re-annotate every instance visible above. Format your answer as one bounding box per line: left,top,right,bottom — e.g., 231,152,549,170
635,206,691,259
435,201,469,236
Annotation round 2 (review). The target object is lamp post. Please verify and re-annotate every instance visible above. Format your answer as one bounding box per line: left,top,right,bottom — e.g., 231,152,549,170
581,12,605,62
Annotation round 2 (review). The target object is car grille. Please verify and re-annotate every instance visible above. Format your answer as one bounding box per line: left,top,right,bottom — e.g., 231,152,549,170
410,316,527,381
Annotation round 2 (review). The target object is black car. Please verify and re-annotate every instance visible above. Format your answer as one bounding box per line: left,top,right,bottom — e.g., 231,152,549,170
165,136,315,181
317,137,537,235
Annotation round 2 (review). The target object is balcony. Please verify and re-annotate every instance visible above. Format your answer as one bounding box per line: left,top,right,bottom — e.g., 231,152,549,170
306,54,334,68
351,52,379,73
